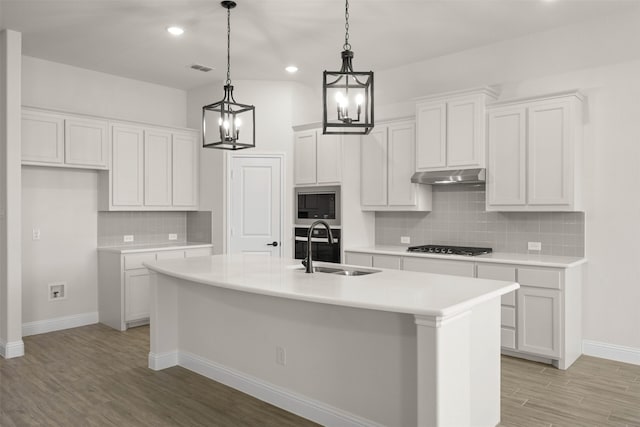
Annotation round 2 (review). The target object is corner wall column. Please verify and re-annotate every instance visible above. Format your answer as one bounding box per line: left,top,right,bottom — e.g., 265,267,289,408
0,29,24,359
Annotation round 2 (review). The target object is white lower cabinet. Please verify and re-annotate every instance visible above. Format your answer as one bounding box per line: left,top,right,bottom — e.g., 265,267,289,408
517,287,561,358
98,246,213,331
343,250,582,369
124,269,152,322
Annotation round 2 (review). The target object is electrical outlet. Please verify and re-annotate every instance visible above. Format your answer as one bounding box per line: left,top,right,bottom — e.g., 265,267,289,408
168,233,178,241
528,241,542,251
400,236,411,244
48,282,66,301
276,346,287,366
32,228,41,241
123,235,134,243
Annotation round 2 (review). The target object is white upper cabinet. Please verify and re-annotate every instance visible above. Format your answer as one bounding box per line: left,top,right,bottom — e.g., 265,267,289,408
22,108,108,169
104,123,199,211
415,87,498,172
294,129,342,186
172,132,199,208
144,129,172,207
112,124,144,207
65,117,109,168
22,110,65,165
487,91,584,212
361,120,431,211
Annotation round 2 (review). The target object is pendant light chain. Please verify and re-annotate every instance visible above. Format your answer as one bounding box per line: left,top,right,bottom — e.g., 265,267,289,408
343,0,351,51
226,5,231,85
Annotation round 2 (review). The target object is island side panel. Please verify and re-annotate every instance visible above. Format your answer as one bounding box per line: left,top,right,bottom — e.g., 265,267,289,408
148,273,179,370
174,278,418,427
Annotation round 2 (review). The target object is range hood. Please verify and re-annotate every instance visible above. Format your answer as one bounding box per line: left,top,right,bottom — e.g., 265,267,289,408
411,168,486,185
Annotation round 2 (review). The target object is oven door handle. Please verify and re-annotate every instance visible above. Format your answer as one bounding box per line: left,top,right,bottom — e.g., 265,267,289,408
294,236,339,244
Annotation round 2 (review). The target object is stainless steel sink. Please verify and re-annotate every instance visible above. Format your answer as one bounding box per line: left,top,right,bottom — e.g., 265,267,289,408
297,265,381,276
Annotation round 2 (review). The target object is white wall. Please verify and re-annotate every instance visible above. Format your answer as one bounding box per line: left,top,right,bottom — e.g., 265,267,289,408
21,57,189,327
22,56,187,128
187,79,303,257
21,167,99,323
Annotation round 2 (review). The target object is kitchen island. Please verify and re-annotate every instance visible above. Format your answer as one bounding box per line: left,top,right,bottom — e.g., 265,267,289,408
144,254,518,427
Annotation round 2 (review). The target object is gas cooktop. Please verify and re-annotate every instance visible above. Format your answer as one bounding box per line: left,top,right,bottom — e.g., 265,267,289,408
406,245,492,256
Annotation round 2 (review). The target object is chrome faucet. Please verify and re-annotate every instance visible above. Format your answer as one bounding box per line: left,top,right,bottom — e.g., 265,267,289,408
303,220,334,273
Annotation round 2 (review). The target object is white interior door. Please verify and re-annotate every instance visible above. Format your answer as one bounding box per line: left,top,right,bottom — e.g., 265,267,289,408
229,156,282,256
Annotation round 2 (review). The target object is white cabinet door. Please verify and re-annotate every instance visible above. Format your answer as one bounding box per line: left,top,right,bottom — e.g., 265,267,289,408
124,269,152,322
387,121,417,207
21,110,64,164
527,100,573,207
447,96,482,168
316,132,342,184
64,117,109,168
487,107,527,208
294,130,317,185
402,257,475,277
415,100,446,170
144,129,172,206
517,286,561,358
112,125,144,207
172,132,199,208
360,127,388,207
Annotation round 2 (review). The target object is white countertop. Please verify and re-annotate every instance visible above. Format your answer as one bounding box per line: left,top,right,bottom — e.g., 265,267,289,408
144,254,518,318
346,245,586,268
97,242,212,254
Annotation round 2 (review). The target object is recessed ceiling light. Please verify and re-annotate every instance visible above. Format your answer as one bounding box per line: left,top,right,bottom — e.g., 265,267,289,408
285,66,298,73
167,26,185,36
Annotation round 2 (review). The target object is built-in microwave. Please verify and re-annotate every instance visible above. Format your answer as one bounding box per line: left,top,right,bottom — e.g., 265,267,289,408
294,186,341,226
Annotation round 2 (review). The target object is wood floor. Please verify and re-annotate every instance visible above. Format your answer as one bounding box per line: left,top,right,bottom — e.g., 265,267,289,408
1,324,639,427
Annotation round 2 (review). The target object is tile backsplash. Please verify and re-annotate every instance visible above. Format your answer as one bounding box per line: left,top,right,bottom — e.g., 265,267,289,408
98,212,187,247
375,184,584,256
187,211,212,243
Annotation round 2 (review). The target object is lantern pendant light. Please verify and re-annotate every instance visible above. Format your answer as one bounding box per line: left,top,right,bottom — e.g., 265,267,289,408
322,0,374,135
202,0,255,150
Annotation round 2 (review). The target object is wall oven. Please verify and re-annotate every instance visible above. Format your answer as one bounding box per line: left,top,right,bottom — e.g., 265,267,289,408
295,186,341,227
294,227,341,264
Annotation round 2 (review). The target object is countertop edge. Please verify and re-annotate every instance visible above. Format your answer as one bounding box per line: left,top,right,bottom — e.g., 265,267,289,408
144,257,519,319
345,247,587,268
98,243,213,254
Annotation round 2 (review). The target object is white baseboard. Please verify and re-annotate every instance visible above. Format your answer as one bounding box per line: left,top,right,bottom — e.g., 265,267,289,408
148,351,179,371
22,311,99,337
0,339,25,359
583,340,640,366
179,351,384,427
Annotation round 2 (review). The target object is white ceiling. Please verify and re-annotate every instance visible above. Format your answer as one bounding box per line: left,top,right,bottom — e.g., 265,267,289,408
1,0,638,90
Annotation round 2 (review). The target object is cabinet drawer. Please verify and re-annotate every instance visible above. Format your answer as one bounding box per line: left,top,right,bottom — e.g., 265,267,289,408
124,253,156,270
156,250,185,260
502,291,516,306
477,264,516,281
372,254,402,270
345,252,373,268
518,267,561,289
402,257,475,277
501,306,516,328
501,327,516,349
185,247,213,258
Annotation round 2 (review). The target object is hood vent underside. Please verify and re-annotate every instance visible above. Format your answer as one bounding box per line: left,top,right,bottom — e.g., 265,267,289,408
411,168,486,185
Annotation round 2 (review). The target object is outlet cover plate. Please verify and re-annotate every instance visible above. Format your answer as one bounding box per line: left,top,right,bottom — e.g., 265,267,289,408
168,234,178,241
123,235,134,243
400,236,411,244
528,241,542,251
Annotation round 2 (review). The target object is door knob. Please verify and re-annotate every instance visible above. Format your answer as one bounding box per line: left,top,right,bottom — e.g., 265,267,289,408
267,241,279,247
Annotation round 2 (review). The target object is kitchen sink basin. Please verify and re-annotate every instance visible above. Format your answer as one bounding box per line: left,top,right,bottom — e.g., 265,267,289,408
295,265,381,276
